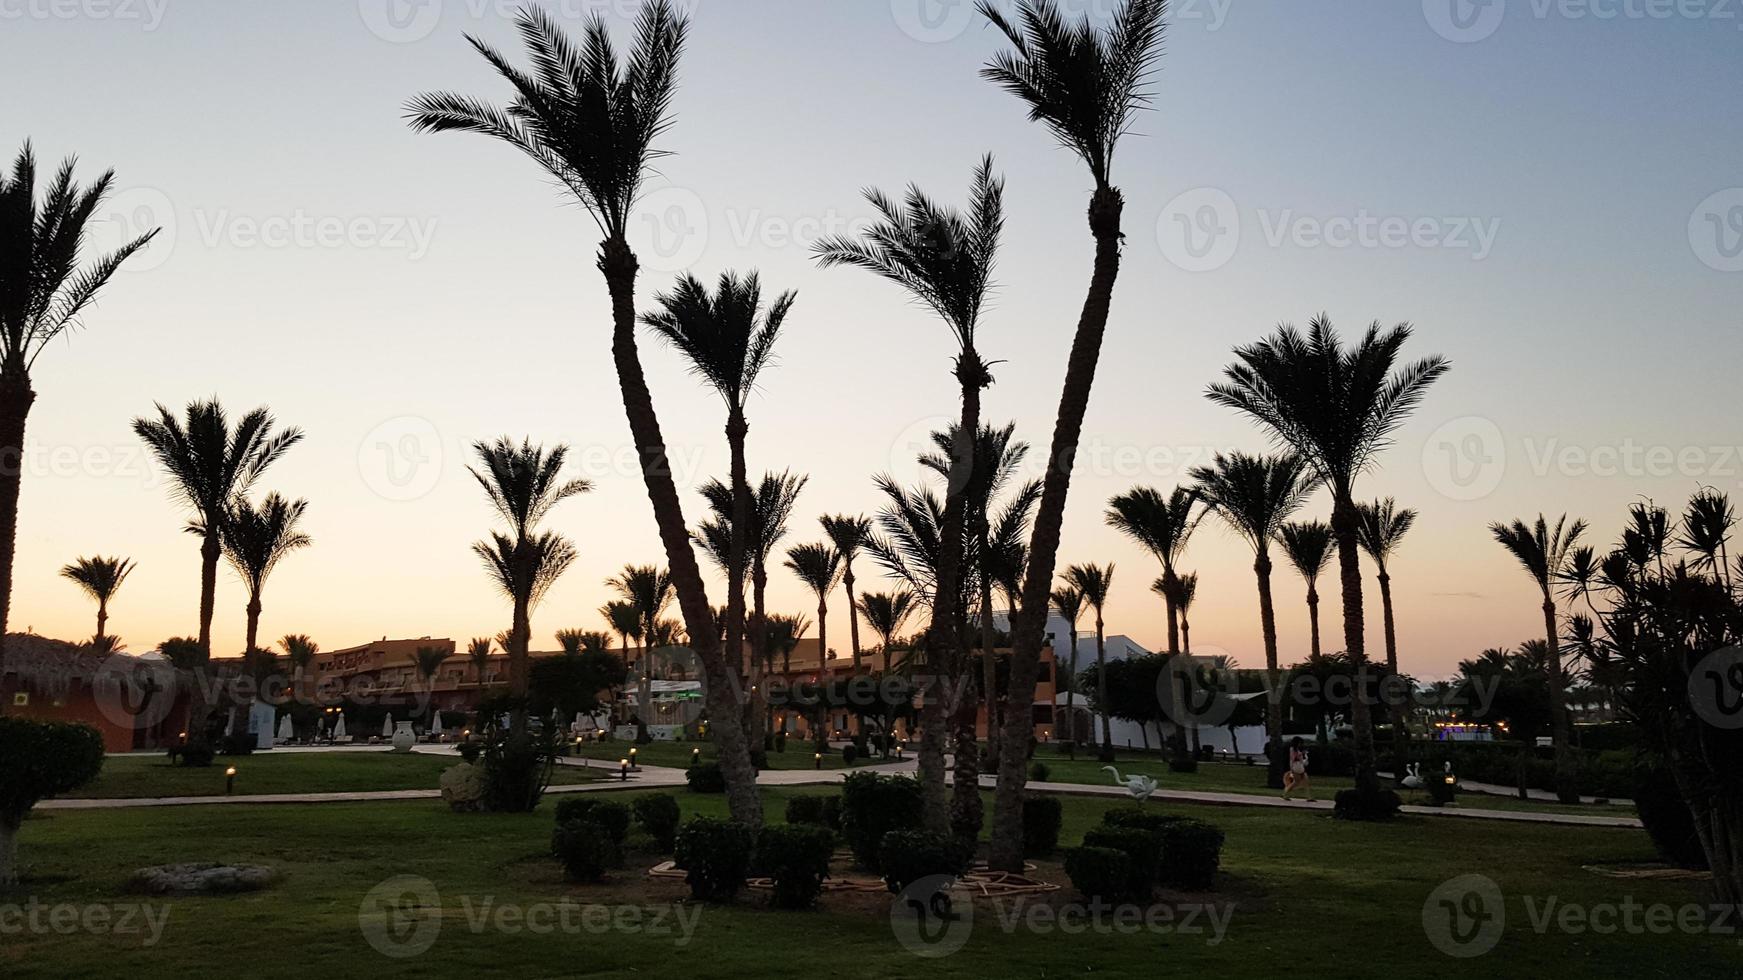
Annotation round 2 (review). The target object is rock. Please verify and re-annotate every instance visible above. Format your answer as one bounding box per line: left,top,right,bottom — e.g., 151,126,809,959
440,762,486,812
129,863,276,895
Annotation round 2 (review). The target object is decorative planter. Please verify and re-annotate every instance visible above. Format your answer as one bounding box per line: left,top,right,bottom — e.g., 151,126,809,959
391,721,416,753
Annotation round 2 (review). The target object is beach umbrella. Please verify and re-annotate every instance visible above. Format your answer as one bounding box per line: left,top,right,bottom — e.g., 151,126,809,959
276,715,292,742
383,714,394,738
333,715,347,740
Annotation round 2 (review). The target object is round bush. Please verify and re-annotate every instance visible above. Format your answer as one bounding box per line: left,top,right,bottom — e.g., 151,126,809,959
840,772,923,871
674,817,755,902
552,798,630,847
842,744,860,765
1158,817,1225,890
1081,826,1159,898
1064,846,1133,902
1333,787,1402,822
632,794,682,852
1,718,105,821
1022,795,1063,857
1101,807,1188,836
877,830,971,894
1029,761,1051,781
552,820,619,882
754,824,836,909
686,761,727,794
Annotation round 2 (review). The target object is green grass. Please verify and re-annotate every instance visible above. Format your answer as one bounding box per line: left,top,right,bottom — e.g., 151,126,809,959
5,787,1732,978
567,738,883,771
67,751,601,799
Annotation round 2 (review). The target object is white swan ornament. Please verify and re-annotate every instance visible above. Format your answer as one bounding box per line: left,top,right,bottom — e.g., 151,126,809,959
1400,763,1423,790
1103,766,1159,802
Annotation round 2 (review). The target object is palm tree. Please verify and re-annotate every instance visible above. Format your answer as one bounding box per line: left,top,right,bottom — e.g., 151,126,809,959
1050,584,1085,754
219,493,311,657
1678,489,1735,590
134,401,304,668
466,636,494,688
557,628,612,658
644,270,795,716
783,542,841,749
59,556,136,645
600,600,642,668
607,564,674,742
470,437,590,736
0,144,157,654
1357,497,1420,774
280,634,318,678
414,645,452,730
1208,316,1449,799
821,514,874,673
1175,572,1198,655
1106,485,1200,764
976,0,1168,872
1490,513,1586,804
764,612,811,675
1063,563,1115,761
859,590,917,673
1189,451,1316,788
1277,520,1335,660
408,3,761,832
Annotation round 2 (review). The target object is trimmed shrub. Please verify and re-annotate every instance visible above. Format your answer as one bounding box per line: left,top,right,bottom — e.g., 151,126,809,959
842,744,860,766
1029,761,1051,782
220,733,256,756
840,772,923,871
480,731,557,813
1333,787,1402,821
674,817,755,902
175,743,216,768
1022,795,1063,857
774,731,787,753
552,820,619,881
552,798,629,848
1,719,106,830
877,830,971,894
1167,755,1198,773
632,794,682,852
1064,846,1134,902
1425,773,1458,807
1081,826,1159,898
785,794,842,830
686,761,727,794
754,825,836,909
1157,818,1224,890
1101,807,1187,835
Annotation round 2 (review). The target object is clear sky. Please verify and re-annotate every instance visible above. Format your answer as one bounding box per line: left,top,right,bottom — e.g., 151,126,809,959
3,0,1740,679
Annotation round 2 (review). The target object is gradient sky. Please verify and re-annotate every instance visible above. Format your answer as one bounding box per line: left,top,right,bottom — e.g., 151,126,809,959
3,0,1740,679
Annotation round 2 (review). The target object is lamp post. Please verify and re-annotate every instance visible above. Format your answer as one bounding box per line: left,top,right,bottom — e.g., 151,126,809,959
620,758,629,781
690,747,701,768
225,766,237,795
629,746,639,771
814,752,822,770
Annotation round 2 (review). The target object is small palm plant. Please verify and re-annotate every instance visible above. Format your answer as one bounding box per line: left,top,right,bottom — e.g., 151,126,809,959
1276,520,1335,660
1062,563,1115,762
821,514,874,673
59,555,136,646
859,590,917,673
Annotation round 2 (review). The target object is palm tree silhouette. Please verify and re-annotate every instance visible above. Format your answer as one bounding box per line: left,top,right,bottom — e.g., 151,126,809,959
1277,520,1335,661
60,556,136,645
764,613,811,676
821,514,874,673
1050,584,1085,756
414,645,452,730
1208,316,1448,799
469,437,590,736
783,542,842,749
1491,513,1586,804
1189,451,1316,787
1063,563,1115,761
1107,485,1201,764
1357,497,1420,774
975,0,1167,870
859,590,917,673
219,492,311,657
1677,489,1735,590
465,636,494,690
0,144,157,654
607,564,674,742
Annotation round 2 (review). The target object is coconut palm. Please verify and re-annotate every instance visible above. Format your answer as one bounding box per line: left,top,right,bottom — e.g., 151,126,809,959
600,600,642,670
1189,451,1316,787
1277,520,1335,660
859,589,917,673
1063,564,1115,760
0,144,157,654
557,629,612,658
1207,316,1449,799
1106,485,1201,764
466,636,494,688
280,634,318,677
1357,497,1420,773
606,564,674,741
783,542,842,749
975,0,1168,871
414,645,452,728
219,493,311,657
470,437,590,736
1051,584,1085,753
764,612,811,675
1490,513,1587,804
59,555,135,645
821,514,874,673
408,3,761,831
644,270,795,708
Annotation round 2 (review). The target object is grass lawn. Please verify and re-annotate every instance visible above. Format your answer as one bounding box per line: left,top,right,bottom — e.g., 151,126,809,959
5,787,1733,978
567,738,883,771
67,751,602,799
1032,750,1638,818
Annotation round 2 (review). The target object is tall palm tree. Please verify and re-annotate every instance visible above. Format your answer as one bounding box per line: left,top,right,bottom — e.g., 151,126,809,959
1208,316,1449,800
1106,485,1200,764
783,542,841,750
59,555,136,644
470,437,590,736
976,0,1168,872
1277,520,1335,660
644,270,795,714
1357,497,1420,773
607,563,674,741
219,492,311,657
466,636,494,688
414,645,452,729
1490,513,1586,804
408,3,762,832
1063,563,1115,760
1189,451,1316,788
859,589,917,673
820,514,874,673
0,144,157,654
1050,584,1085,754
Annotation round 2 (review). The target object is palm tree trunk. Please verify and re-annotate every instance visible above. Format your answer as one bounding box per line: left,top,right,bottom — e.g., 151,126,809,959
979,525,1000,772
746,563,769,764
1256,555,1286,789
1095,614,1112,759
509,595,531,737
1378,569,1410,779
598,235,759,831
95,597,108,644
1331,494,1379,797
0,373,31,664
844,564,861,673
1307,584,1322,659
813,600,829,751
178,526,223,749
990,185,1125,872
1063,623,1079,758
1159,578,1191,767
1542,596,1579,804
950,670,983,844
724,408,750,709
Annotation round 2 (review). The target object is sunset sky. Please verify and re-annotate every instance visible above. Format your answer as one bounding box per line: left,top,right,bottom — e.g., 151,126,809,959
4,0,1740,680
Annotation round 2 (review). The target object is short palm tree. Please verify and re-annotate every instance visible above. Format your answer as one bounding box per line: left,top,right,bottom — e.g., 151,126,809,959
644,270,794,700
821,514,874,673
1190,451,1316,785
470,437,590,736
414,645,452,728
1062,563,1115,761
784,542,842,749
697,470,805,689
59,555,136,645
764,612,811,675
134,400,304,668
1276,520,1335,660
281,634,318,697
1107,485,1200,765
859,589,917,673
600,599,643,676
1050,584,1085,752
466,636,494,687
607,563,674,740
1208,316,1448,798
0,144,157,652
219,492,311,656
1490,513,1586,804
975,0,1168,871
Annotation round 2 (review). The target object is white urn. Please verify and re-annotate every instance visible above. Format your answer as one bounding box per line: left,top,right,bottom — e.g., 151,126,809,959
391,720,416,753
